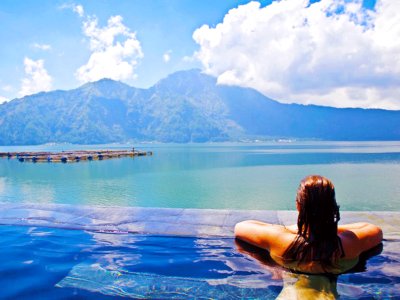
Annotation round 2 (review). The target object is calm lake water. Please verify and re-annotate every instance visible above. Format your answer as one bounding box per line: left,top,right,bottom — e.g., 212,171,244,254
1,142,400,211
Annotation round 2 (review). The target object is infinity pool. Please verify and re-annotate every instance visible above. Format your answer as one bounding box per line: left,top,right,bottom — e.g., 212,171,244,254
0,224,399,299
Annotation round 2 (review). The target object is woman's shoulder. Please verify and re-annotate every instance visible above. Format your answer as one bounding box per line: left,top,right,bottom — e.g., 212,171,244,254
338,222,383,259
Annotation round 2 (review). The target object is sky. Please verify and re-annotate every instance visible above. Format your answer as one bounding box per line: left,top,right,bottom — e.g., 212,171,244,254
1,0,399,110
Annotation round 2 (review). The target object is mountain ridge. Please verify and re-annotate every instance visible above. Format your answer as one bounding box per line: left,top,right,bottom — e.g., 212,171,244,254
0,69,399,145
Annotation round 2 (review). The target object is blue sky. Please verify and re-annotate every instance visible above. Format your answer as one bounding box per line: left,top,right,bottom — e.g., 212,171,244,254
0,1,258,97
1,0,400,110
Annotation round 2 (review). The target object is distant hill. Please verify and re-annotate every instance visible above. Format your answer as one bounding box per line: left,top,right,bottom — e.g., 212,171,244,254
1,69,400,145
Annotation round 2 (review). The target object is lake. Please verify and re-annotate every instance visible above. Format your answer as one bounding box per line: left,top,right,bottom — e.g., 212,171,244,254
1,141,400,211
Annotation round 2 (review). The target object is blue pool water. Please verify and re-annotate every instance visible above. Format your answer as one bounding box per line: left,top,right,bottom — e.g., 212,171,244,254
1,141,400,210
0,225,399,299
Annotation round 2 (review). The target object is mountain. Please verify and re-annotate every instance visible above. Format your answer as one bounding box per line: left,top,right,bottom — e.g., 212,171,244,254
0,69,400,145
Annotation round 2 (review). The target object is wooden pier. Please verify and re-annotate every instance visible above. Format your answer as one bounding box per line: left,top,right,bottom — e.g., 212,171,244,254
0,149,153,163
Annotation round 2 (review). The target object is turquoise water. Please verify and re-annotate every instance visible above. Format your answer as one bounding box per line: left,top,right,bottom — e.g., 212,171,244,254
1,142,400,210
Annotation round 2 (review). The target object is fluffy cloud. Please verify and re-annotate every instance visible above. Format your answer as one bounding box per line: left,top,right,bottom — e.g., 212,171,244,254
19,58,52,97
193,0,400,109
73,4,84,17
163,50,171,63
32,43,52,51
75,15,143,83
2,85,12,92
60,3,84,17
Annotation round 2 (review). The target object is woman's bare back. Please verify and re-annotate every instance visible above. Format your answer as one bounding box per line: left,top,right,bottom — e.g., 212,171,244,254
234,220,382,274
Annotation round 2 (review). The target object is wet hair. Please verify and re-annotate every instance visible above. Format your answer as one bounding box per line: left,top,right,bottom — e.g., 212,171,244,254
283,175,344,270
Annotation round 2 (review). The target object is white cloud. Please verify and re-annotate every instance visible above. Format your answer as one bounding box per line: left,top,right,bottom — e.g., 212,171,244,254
2,85,12,92
32,43,52,51
182,55,195,63
74,4,84,17
75,15,143,83
193,0,400,109
19,57,53,97
0,96,9,104
60,3,84,17
163,50,171,63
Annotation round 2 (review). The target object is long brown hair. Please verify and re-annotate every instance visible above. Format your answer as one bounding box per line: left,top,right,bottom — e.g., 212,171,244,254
283,175,344,270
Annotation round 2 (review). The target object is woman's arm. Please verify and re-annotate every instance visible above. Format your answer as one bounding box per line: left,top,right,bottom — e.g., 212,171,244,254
234,220,292,252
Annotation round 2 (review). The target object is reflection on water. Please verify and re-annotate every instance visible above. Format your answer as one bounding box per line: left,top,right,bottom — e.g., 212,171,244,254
0,177,5,194
0,225,398,299
21,183,55,204
1,142,400,210
277,273,338,300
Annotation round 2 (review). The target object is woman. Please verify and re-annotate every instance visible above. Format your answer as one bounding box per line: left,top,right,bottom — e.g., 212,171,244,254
235,175,383,274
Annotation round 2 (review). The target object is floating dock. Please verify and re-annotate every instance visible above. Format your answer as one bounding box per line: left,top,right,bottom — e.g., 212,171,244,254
0,149,153,163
